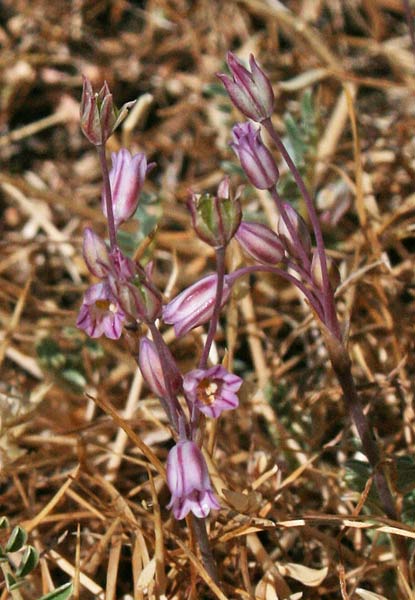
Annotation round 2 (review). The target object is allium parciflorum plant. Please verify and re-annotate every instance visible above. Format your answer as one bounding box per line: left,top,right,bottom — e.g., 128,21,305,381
76,54,406,583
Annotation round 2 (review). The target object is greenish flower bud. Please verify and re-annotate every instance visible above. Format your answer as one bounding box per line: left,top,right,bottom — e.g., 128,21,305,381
188,178,242,248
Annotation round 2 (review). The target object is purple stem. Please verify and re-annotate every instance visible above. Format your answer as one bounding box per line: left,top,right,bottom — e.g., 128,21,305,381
199,246,226,370
262,118,341,340
192,515,219,583
270,188,311,271
97,144,117,250
228,264,325,322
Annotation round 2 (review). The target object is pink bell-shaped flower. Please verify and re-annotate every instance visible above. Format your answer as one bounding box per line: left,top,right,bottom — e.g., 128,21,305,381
102,149,150,228
166,440,220,520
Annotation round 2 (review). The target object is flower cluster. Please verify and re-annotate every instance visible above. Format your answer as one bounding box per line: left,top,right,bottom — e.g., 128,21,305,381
77,79,245,524
76,148,157,340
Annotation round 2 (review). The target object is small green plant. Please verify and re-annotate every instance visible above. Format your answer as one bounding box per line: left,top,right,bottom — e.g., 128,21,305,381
0,517,73,600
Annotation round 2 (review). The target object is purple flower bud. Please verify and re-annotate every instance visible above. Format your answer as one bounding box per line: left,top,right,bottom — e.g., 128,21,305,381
162,274,232,337
231,122,279,190
277,203,311,260
116,280,162,323
166,440,220,520
102,149,150,228
82,228,111,278
80,77,135,146
217,52,274,123
236,221,285,265
76,281,125,339
311,251,340,291
138,337,182,398
188,178,241,248
183,365,242,419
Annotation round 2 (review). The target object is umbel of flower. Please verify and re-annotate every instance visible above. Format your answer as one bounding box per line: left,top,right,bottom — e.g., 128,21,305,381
217,52,275,123
162,274,232,337
166,440,220,520
76,281,125,339
183,365,242,419
102,149,152,229
80,77,135,146
138,337,183,399
231,122,279,190
236,221,285,265
188,177,242,248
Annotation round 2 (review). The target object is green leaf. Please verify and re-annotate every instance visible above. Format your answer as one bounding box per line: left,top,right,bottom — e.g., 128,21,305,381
16,545,39,577
38,582,73,600
0,516,10,529
5,572,18,591
5,525,28,553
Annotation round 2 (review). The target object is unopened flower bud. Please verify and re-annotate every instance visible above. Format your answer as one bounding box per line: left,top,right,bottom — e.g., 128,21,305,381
82,228,110,278
166,440,220,520
162,274,232,337
236,221,284,265
217,52,274,123
277,203,311,260
231,122,278,190
138,337,182,398
102,149,153,228
311,251,341,291
188,178,241,248
80,77,135,146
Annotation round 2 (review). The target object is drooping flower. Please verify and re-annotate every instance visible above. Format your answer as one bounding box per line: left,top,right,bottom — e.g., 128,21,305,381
235,221,285,265
166,440,220,520
76,281,125,339
231,122,279,190
217,52,274,123
162,274,232,337
138,337,182,398
80,77,135,146
102,149,152,228
183,365,242,418
188,177,241,248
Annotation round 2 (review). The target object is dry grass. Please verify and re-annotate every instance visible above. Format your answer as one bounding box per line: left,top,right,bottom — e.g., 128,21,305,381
1,1,415,598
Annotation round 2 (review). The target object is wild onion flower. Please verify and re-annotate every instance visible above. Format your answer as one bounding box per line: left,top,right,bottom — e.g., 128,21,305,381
183,365,242,418
76,281,125,339
166,440,220,520
231,122,279,189
102,149,151,228
138,337,182,398
236,221,285,265
82,227,111,278
162,274,232,337
217,52,274,123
